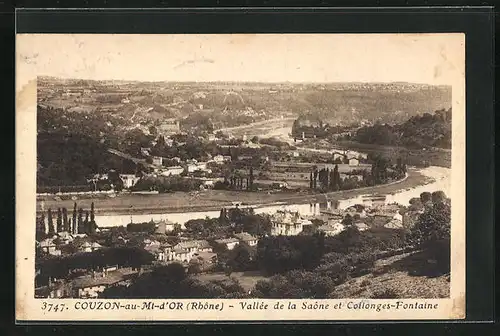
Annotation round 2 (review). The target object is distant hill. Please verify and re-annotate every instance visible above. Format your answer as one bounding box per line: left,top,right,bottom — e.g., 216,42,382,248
37,77,451,129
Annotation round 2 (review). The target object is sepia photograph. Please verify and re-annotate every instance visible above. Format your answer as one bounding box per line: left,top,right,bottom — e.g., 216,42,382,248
16,33,466,321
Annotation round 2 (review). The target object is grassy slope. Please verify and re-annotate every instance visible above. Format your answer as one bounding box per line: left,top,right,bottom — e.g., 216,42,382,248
330,250,450,299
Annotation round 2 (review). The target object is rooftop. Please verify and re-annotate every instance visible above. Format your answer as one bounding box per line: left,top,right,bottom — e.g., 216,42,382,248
234,232,258,241
215,238,240,244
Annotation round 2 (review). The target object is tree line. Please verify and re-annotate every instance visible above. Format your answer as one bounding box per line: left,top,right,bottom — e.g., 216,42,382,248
36,202,98,240
308,156,406,192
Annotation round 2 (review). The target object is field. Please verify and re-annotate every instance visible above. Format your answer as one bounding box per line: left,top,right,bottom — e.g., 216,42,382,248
195,271,268,293
37,168,431,215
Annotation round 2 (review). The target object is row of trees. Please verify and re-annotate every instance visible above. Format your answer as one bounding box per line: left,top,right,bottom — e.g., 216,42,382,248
183,208,272,239
217,167,255,191
308,156,406,192
309,165,343,190
36,202,98,240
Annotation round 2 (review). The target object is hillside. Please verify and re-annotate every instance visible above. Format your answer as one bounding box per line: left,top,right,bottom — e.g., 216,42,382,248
351,108,452,149
37,77,451,129
330,250,450,299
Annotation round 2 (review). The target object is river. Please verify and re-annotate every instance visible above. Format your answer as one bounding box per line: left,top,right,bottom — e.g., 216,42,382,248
94,165,450,228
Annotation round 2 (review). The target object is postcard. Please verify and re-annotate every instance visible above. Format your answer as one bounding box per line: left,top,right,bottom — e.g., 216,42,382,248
16,33,465,321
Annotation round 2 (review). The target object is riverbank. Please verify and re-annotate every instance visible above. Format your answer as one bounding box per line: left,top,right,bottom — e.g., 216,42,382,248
37,167,434,216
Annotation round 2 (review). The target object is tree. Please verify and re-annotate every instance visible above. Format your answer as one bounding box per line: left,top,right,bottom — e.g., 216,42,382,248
431,191,447,204
249,167,254,190
55,208,62,233
227,243,256,271
420,192,432,205
332,165,340,191
90,202,95,223
84,211,90,234
62,208,69,231
342,214,353,226
409,199,451,273
72,202,78,234
77,208,84,234
47,208,55,235
36,213,46,241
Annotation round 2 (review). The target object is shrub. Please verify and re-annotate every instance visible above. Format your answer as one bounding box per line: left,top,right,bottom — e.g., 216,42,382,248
371,288,399,299
360,279,371,287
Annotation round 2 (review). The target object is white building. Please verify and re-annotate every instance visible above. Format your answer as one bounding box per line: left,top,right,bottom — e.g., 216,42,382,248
161,166,184,177
354,222,369,231
317,222,345,236
152,156,163,166
215,238,240,250
234,232,259,246
270,211,312,236
349,158,360,167
187,162,208,173
212,155,225,164
119,174,140,189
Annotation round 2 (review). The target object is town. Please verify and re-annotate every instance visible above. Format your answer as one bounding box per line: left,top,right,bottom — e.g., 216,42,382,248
35,77,452,300
35,187,450,299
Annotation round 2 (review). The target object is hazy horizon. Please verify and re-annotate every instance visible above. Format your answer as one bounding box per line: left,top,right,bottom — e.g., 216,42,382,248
37,75,451,87
18,34,464,90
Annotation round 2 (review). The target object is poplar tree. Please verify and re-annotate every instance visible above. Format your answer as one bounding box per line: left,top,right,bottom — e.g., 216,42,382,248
47,208,55,235
72,202,78,234
62,207,69,231
77,208,84,234
56,208,63,233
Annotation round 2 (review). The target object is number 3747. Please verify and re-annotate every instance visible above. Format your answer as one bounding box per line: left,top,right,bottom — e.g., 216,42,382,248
41,302,67,312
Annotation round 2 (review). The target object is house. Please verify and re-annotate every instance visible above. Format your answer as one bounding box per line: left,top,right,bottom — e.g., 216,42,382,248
140,147,151,156
384,218,403,229
35,280,73,298
215,238,240,250
222,156,232,162
170,248,192,263
39,238,61,256
119,174,140,189
154,219,176,234
193,240,213,252
354,222,369,231
152,156,163,166
71,268,137,298
158,120,180,136
333,153,344,162
143,238,161,249
174,240,201,254
161,166,184,177
270,211,312,236
349,158,360,167
56,231,74,245
144,244,163,260
212,155,225,164
317,222,345,236
238,155,253,161
234,232,259,246
191,251,218,270
187,162,208,173
76,241,102,253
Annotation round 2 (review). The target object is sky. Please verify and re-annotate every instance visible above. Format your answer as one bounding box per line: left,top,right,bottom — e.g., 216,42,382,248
16,33,464,88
